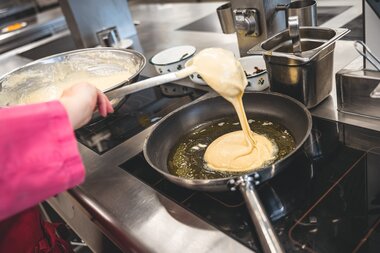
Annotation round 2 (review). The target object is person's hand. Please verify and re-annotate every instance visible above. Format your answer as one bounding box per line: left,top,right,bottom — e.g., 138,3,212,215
59,83,114,129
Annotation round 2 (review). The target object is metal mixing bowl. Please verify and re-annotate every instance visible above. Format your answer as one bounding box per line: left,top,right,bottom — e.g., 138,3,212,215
0,47,146,107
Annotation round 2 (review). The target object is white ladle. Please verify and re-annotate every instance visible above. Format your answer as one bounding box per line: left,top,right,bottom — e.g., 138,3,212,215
106,66,196,100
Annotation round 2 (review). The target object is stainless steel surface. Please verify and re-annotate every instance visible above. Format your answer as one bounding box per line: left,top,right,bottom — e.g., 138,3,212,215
341,123,380,151
48,191,122,253
58,0,136,48
96,27,120,48
0,29,71,61
0,8,67,54
106,67,195,100
354,40,380,71
287,0,317,26
230,0,291,56
34,0,58,8
370,83,380,98
288,16,302,55
0,48,145,106
217,3,236,34
364,1,380,70
250,27,349,108
0,55,31,76
336,68,380,119
308,43,380,134
238,176,284,253
0,1,36,20
0,3,373,253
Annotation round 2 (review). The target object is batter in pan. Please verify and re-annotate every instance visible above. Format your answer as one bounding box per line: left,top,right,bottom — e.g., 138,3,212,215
187,48,278,172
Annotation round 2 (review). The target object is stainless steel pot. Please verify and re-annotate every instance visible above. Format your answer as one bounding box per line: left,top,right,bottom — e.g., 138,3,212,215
249,27,349,108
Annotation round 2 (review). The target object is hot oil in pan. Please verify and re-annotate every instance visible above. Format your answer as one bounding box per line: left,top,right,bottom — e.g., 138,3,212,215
168,117,296,179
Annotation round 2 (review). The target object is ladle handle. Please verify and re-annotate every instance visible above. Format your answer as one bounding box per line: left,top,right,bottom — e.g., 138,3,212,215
238,177,285,253
106,67,196,100
288,16,302,56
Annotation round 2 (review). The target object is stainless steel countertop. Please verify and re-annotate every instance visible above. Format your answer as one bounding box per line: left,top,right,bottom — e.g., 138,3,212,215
1,2,378,253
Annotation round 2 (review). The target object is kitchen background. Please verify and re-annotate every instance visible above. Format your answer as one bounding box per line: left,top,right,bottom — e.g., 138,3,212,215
2,1,380,253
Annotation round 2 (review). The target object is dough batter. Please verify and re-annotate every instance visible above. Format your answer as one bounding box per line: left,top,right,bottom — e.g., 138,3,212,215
17,70,134,104
0,53,138,106
187,48,277,172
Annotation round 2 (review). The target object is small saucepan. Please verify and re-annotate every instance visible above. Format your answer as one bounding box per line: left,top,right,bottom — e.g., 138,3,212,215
144,92,312,253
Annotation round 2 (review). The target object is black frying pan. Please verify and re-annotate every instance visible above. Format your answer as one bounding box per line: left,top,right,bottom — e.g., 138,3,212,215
144,92,312,253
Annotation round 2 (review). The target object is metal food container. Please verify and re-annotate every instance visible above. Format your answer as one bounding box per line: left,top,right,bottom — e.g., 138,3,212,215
336,68,380,119
249,27,349,108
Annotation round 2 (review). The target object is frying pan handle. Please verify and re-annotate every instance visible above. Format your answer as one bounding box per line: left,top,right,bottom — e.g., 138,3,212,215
235,176,285,253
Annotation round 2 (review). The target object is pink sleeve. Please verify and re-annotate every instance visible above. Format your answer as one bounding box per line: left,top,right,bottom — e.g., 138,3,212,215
0,101,85,220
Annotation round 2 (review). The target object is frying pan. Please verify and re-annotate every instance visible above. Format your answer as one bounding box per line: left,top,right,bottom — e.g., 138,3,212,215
144,92,312,253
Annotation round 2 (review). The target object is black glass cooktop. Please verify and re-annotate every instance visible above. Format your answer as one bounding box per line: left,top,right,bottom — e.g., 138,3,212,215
75,83,206,154
120,117,380,253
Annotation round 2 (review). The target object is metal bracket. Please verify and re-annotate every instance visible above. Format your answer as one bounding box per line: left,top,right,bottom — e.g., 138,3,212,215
96,26,120,47
227,173,261,191
233,8,260,37
370,82,380,98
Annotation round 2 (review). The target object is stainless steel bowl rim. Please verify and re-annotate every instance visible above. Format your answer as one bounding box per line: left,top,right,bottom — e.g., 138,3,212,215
0,47,146,92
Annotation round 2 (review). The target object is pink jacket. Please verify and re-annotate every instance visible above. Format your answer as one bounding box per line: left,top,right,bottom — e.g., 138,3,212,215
0,101,85,220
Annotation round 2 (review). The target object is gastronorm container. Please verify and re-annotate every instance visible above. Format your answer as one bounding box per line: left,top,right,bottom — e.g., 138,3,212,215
336,68,380,119
249,27,349,108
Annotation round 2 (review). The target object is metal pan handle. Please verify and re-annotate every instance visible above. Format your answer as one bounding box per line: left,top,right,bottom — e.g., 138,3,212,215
231,176,284,253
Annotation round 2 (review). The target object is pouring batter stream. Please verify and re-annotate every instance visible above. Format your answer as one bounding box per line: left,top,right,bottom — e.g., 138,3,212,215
187,48,277,172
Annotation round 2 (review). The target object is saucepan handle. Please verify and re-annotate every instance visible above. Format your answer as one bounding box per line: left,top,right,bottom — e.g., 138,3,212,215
234,176,285,253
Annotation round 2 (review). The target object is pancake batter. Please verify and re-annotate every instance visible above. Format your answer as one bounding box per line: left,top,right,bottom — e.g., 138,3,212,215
15,71,134,105
187,48,277,172
0,55,138,106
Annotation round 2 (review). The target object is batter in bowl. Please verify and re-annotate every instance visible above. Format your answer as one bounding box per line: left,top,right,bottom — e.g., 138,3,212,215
10,70,135,105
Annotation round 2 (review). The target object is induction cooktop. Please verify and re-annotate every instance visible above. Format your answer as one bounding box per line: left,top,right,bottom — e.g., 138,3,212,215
75,83,206,154
120,117,380,253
